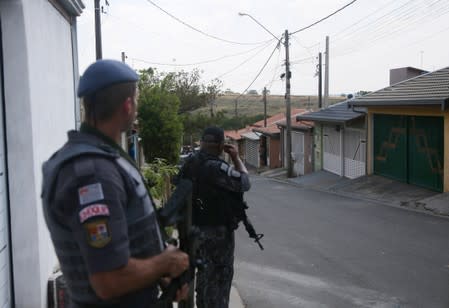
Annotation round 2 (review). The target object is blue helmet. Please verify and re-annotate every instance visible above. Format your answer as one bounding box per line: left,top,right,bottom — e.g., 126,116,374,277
77,59,138,97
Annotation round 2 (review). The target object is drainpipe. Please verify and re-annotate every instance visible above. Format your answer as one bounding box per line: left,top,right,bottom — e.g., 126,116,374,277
340,124,344,177
71,17,81,129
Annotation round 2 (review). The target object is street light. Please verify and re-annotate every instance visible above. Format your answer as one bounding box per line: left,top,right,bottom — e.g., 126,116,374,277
238,12,294,178
238,12,280,42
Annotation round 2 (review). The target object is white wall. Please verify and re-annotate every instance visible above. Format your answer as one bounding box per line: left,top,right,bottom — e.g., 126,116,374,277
0,0,77,307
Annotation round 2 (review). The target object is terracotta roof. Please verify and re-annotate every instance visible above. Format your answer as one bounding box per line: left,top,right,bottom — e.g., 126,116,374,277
252,108,307,128
225,109,310,139
224,126,253,141
253,109,312,135
276,118,314,130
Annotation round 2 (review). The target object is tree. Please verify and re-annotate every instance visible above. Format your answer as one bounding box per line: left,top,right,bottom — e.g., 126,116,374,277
201,78,223,117
138,71,183,164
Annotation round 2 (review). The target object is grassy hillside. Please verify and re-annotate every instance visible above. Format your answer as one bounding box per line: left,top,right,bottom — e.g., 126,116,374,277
193,94,344,117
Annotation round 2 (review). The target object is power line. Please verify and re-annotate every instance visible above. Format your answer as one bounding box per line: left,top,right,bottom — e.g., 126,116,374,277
290,0,358,35
235,42,281,100
332,0,449,57
130,39,276,67
215,40,276,79
265,49,283,90
144,0,272,45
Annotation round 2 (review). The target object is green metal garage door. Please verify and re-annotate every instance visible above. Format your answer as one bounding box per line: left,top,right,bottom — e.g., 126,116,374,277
373,114,407,182
373,114,443,192
408,116,443,191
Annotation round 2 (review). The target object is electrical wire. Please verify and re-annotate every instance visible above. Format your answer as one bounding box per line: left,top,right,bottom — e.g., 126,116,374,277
290,0,358,35
130,39,276,67
332,0,449,57
144,0,272,45
214,40,277,79
265,49,283,90
235,42,281,100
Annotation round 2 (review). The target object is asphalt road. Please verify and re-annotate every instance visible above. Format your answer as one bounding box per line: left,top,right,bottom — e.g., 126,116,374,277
233,175,449,308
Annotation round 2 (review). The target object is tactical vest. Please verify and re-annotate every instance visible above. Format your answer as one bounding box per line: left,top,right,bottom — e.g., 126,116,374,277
181,153,241,227
41,138,164,306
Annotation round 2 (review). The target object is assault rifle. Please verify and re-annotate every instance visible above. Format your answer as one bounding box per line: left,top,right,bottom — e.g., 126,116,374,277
234,201,264,250
157,178,201,308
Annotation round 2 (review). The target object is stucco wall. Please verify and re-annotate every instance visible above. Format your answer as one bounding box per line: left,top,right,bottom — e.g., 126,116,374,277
0,0,77,306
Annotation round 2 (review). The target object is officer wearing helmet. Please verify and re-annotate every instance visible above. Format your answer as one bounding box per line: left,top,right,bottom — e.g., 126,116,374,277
41,59,188,307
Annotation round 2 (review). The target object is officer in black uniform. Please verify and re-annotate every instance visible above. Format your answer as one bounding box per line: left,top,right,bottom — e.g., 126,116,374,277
179,127,251,308
41,59,189,307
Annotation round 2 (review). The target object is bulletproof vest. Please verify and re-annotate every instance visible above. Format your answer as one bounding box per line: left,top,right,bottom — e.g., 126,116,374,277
41,136,163,305
182,153,238,227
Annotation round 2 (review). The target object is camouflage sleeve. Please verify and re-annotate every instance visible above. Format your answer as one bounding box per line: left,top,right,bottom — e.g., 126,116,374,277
205,160,251,192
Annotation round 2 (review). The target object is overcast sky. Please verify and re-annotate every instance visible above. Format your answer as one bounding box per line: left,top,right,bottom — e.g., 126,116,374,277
77,0,449,96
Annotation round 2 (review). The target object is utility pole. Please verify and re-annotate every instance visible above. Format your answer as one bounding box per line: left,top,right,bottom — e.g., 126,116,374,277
318,52,323,109
94,0,102,60
234,99,237,117
284,30,293,178
324,36,330,108
121,52,129,153
263,87,267,127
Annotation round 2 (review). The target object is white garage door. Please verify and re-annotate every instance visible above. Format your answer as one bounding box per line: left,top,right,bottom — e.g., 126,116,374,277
323,125,341,175
0,29,12,308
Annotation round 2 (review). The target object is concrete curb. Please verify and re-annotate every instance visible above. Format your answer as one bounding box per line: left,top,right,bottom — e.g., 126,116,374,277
267,175,449,221
230,285,245,308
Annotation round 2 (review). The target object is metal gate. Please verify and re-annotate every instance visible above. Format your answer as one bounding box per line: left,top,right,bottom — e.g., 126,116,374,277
323,125,341,175
291,131,305,176
373,114,443,191
245,139,259,168
0,21,12,307
408,116,443,191
344,128,366,179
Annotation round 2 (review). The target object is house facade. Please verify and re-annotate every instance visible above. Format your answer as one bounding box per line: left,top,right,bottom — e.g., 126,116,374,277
349,66,449,192
277,118,314,176
0,0,84,306
297,100,367,179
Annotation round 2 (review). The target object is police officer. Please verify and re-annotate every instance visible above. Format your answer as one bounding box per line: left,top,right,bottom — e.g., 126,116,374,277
179,127,251,308
41,59,189,307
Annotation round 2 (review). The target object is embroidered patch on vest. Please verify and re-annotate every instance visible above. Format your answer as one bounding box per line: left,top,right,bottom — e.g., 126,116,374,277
85,219,111,248
79,204,110,223
78,183,104,206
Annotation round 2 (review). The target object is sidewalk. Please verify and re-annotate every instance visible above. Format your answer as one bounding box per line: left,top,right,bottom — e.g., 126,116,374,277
174,285,245,308
268,170,449,218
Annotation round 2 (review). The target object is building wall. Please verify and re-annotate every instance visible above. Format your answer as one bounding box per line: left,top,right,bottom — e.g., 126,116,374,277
304,132,313,174
268,138,281,169
0,0,77,306
367,106,449,192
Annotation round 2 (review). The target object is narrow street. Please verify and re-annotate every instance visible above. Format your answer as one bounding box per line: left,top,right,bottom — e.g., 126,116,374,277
234,175,449,308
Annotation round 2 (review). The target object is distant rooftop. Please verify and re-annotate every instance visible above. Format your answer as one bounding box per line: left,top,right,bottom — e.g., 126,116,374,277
297,100,365,124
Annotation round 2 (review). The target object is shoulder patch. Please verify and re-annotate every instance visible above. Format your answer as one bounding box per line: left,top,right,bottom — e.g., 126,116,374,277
230,170,241,178
84,219,111,248
78,183,104,206
79,204,110,223
220,162,229,173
